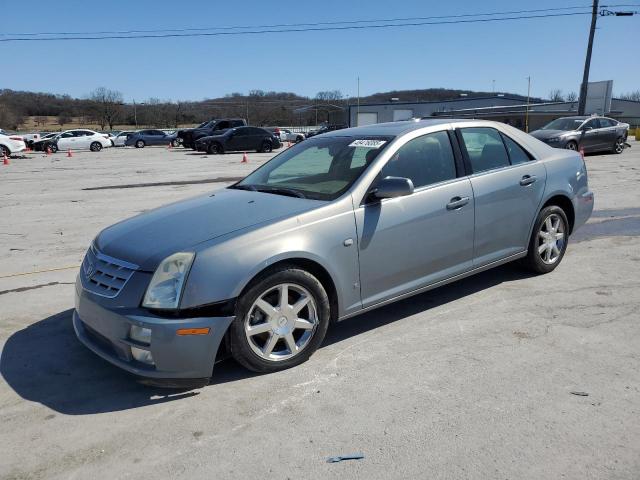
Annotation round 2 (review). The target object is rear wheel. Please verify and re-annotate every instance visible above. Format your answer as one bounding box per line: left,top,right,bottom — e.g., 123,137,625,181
90,141,102,152
612,137,625,154
171,139,179,147
521,205,569,274
0,145,10,157
48,143,58,153
135,140,145,148
229,266,330,373
565,141,578,151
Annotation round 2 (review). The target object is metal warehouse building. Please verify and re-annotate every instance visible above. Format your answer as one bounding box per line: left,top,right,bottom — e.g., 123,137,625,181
347,82,640,131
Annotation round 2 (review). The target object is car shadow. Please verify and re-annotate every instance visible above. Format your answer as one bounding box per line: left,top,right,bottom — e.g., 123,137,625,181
1,264,532,415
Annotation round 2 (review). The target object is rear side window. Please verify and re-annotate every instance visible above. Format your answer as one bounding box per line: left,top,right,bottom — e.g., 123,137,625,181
381,131,457,188
500,134,532,165
459,128,509,173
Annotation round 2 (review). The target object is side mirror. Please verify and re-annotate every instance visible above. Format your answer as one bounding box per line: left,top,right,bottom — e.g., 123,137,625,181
369,176,414,201
581,125,593,131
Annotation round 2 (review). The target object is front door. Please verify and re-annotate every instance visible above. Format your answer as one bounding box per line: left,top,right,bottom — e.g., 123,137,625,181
457,127,546,267
356,130,475,307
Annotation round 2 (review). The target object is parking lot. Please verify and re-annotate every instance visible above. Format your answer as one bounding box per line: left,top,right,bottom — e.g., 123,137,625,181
1,141,639,479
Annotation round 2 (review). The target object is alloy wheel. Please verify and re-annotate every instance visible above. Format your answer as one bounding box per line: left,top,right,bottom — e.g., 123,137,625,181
244,283,318,361
537,213,565,264
614,138,624,154
566,142,577,151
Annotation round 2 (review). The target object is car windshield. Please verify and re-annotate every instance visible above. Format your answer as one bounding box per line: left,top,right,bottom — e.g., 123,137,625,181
232,136,393,201
541,118,585,131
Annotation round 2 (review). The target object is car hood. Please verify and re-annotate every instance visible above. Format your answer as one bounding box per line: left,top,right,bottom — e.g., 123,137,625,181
529,129,572,140
95,188,322,270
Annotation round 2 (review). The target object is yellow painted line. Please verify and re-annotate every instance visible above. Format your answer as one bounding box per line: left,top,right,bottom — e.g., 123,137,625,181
0,265,81,279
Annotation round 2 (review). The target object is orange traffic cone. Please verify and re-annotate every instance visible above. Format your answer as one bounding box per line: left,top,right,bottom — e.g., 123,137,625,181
579,147,585,160
167,142,172,150
3,153,9,165
241,152,248,163
67,149,73,158
46,146,52,156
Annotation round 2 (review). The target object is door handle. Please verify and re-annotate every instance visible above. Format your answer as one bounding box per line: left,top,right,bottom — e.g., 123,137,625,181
446,196,470,210
519,175,537,186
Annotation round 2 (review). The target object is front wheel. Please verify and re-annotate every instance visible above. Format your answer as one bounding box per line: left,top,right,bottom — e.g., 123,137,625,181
90,142,102,152
259,140,273,153
171,139,180,147
48,143,58,153
207,142,222,155
135,140,145,148
565,141,578,151
229,267,330,373
0,145,10,157
612,137,625,154
521,206,569,274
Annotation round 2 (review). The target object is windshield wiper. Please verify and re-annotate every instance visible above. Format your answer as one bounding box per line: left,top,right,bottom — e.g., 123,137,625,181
229,184,257,191
255,186,307,198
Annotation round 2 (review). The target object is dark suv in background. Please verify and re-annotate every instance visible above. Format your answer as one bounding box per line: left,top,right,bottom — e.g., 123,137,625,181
530,116,629,154
177,118,246,149
194,126,280,154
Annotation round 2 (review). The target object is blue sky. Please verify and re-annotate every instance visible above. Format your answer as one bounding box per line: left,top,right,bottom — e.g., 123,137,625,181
2,0,637,101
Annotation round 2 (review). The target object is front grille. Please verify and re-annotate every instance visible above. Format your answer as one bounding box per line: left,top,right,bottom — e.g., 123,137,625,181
81,246,138,298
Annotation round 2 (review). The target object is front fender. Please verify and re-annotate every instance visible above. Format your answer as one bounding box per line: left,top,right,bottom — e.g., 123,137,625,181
180,198,362,318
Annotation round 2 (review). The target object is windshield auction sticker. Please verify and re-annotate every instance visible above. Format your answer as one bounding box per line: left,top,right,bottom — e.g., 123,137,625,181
349,139,387,148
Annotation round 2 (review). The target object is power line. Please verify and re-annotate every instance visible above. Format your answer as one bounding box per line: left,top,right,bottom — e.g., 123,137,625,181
0,12,594,43
0,5,596,37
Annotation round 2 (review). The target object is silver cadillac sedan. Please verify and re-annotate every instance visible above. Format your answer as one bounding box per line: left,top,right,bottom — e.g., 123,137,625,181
74,119,594,387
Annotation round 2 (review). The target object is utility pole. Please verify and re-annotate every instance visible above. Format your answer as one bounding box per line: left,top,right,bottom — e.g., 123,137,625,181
356,77,360,126
578,0,599,115
525,76,531,133
133,99,137,128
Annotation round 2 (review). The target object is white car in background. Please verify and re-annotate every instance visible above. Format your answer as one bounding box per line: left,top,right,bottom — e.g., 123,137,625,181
49,129,112,153
112,130,135,147
0,133,26,157
275,128,305,143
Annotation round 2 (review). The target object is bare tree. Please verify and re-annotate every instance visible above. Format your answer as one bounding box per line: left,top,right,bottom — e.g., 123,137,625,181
35,116,48,128
89,87,124,130
565,91,578,102
57,112,72,127
548,89,564,102
618,90,640,102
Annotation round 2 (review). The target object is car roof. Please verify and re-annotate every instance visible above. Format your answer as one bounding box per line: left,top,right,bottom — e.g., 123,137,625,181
321,118,470,137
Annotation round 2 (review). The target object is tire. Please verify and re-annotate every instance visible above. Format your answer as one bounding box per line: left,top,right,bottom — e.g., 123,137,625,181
229,266,331,373
521,205,569,274
90,142,102,152
135,140,145,149
48,143,58,153
207,142,222,155
565,141,578,151
611,137,625,154
171,139,179,147
0,145,10,157
259,140,273,153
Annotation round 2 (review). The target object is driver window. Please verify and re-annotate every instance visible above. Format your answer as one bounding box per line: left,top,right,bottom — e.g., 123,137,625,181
381,131,457,188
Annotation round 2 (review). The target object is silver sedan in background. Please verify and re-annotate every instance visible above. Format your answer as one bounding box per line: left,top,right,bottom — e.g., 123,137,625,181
73,119,593,387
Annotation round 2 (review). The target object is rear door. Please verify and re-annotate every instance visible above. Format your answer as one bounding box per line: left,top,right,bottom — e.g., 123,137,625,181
597,118,617,148
456,127,546,267
227,128,251,151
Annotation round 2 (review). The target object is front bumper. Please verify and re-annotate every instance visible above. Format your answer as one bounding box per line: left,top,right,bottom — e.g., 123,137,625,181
195,142,207,152
74,280,233,385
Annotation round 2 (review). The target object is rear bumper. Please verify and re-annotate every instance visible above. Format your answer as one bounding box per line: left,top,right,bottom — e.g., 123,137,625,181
574,190,594,232
74,282,233,383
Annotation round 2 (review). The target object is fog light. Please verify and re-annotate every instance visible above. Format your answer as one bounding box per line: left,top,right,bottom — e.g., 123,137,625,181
130,325,151,345
131,346,155,365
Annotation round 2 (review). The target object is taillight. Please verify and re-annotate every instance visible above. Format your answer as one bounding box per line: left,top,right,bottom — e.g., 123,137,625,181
275,128,280,134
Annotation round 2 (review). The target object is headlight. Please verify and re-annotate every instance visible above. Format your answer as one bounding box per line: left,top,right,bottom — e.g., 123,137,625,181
142,252,195,310
546,137,561,142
